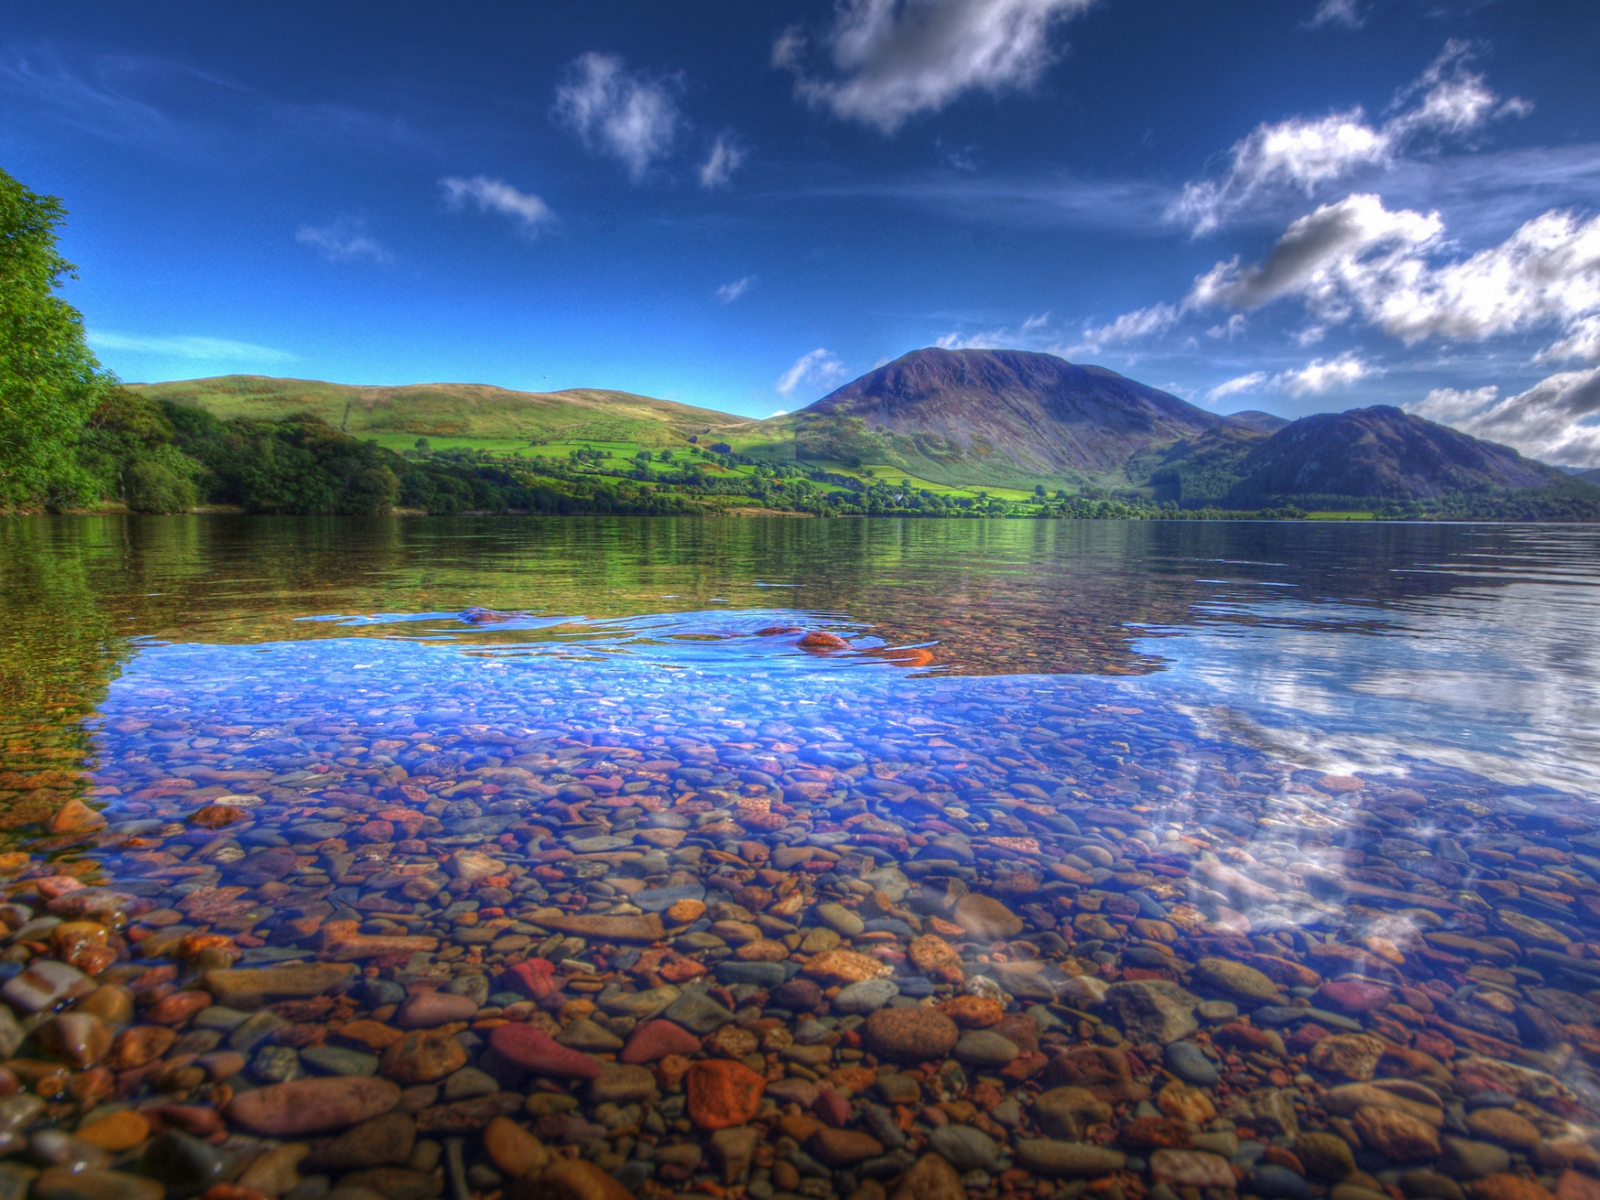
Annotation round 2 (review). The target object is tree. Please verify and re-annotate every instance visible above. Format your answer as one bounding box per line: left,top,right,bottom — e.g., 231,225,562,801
0,168,111,509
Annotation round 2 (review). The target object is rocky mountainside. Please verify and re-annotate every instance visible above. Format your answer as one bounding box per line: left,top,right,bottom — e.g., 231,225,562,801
774,348,1225,487
1154,404,1573,508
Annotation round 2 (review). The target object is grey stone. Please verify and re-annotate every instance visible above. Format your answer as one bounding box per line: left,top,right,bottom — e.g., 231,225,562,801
230,1010,291,1052
714,962,786,987
193,1007,251,1033
632,885,705,913
1013,1141,1126,1177
1438,1139,1510,1180
928,1126,998,1172
442,1069,499,1101
815,904,865,936
1251,1166,1318,1200
1165,1041,1221,1086
663,991,735,1035
140,1131,230,1198
300,1046,379,1077
833,980,899,1014
953,1030,1019,1066
250,1045,304,1084
1102,981,1200,1045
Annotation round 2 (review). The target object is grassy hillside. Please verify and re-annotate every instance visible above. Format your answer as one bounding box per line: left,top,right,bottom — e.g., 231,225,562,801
131,376,750,447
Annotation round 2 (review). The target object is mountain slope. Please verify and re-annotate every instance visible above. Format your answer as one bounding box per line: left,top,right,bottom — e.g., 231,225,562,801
760,348,1225,487
1221,410,1289,434
131,376,746,445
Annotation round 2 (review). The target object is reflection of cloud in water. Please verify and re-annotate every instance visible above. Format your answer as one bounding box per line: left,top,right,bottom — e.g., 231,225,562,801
1134,575,1600,794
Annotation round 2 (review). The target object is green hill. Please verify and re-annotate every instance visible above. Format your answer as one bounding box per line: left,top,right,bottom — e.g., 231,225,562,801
130,376,751,451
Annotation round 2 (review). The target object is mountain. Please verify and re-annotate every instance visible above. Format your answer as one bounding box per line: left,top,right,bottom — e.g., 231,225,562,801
1221,410,1289,434
131,376,745,445
1154,404,1572,508
761,348,1225,488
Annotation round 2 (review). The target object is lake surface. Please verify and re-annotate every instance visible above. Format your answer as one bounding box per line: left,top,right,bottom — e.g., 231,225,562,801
4,515,1600,1196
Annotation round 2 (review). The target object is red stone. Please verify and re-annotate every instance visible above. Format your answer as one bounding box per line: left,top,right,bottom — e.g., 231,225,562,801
620,1020,702,1064
685,1060,765,1130
489,1023,603,1080
1314,980,1393,1015
503,959,560,1001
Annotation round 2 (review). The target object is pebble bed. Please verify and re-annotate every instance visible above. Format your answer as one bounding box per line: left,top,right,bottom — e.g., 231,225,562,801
1,617,1599,1200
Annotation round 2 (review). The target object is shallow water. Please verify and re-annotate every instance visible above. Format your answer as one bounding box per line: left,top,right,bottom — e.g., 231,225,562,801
4,515,1600,1200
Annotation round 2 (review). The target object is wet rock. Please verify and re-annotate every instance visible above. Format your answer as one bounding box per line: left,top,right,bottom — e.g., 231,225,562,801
1149,1150,1238,1190
396,992,478,1029
928,1125,998,1171
1102,980,1199,1045
834,979,900,1013
554,1018,623,1052
816,903,865,936
888,1153,966,1200
33,1169,164,1200
1013,1141,1126,1177
306,1113,416,1171
510,1157,632,1200
140,1130,229,1198
862,1007,959,1062
225,1076,402,1136
1294,1132,1357,1181
483,1116,549,1179
812,1128,884,1165
953,1030,1019,1066
74,1113,151,1153
202,964,355,1008
1354,1106,1441,1161
1464,1108,1541,1152
620,1019,702,1063
686,1060,764,1130
1470,1176,1554,1200
589,1063,657,1104
1,960,92,1012
661,991,735,1034
1310,1034,1387,1081
487,1024,603,1079
1164,1041,1220,1085
1194,957,1282,1006
802,949,892,984
952,895,1023,942
1440,1139,1513,1179
379,1030,467,1085
710,1126,758,1185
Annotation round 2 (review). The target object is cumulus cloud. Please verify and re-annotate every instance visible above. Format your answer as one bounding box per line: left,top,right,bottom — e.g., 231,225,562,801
716,276,754,303
1411,370,1600,466
554,52,681,181
1171,42,1530,234
775,0,1094,134
777,348,849,397
1068,303,1180,354
1277,351,1378,396
1186,194,1600,358
1205,372,1269,403
295,218,389,264
699,134,745,188
440,176,555,233
89,332,292,362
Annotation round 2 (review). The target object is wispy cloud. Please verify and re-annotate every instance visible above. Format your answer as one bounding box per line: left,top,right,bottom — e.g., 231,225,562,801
777,348,848,397
440,176,556,234
554,52,681,181
89,332,293,363
775,0,1094,134
1205,372,1269,403
296,218,390,264
716,276,755,304
699,134,746,189
1171,42,1530,234
1307,0,1366,29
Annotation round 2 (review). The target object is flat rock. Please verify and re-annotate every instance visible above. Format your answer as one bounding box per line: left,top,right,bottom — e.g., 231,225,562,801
203,963,356,1008
1102,980,1200,1045
488,1023,604,1079
528,910,665,942
226,1076,401,1136
1013,1140,1126,1177
863,1007,959,1062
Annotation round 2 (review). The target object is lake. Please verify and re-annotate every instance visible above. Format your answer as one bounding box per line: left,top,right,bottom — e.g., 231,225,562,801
3,515,1599,1198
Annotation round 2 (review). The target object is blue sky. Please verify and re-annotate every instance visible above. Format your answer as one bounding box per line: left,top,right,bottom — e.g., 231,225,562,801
5,0,1600,462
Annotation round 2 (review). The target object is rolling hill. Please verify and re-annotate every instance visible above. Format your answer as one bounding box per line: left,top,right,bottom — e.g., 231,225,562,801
131,354,1597,512
130,376,746,447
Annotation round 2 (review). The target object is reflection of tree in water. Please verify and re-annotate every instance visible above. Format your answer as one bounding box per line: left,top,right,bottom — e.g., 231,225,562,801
2,515,1596,822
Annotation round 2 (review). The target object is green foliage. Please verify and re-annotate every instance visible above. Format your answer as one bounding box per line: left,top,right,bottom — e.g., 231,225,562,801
166,406,399,515
77,388,202,513
0,169,112,510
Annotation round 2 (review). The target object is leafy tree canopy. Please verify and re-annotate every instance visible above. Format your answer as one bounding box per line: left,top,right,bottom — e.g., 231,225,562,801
0,169,109,510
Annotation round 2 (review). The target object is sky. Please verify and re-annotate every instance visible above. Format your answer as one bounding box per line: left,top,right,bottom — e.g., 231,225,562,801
4,0,1600,463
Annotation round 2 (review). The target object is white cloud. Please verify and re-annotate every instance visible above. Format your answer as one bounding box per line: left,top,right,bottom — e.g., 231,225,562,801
776,0,1094,134
934,312,1053,351
295,218,389,264
1186,194,1600,357
440,176,555,233
89,332,293,363
769,409,790,418
1205,372,1269,403
776,348,849,397
1411,370,1600,466
1308,0,1364,29
1171,42,1530,234
716,276,754,304
1276,351,1377,396
1207,314,1248,340
699,134,745,188
554,52,680,181
1069,303,1179,354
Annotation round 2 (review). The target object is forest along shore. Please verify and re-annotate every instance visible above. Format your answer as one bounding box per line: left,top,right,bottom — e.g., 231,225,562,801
3,698,1600,1200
